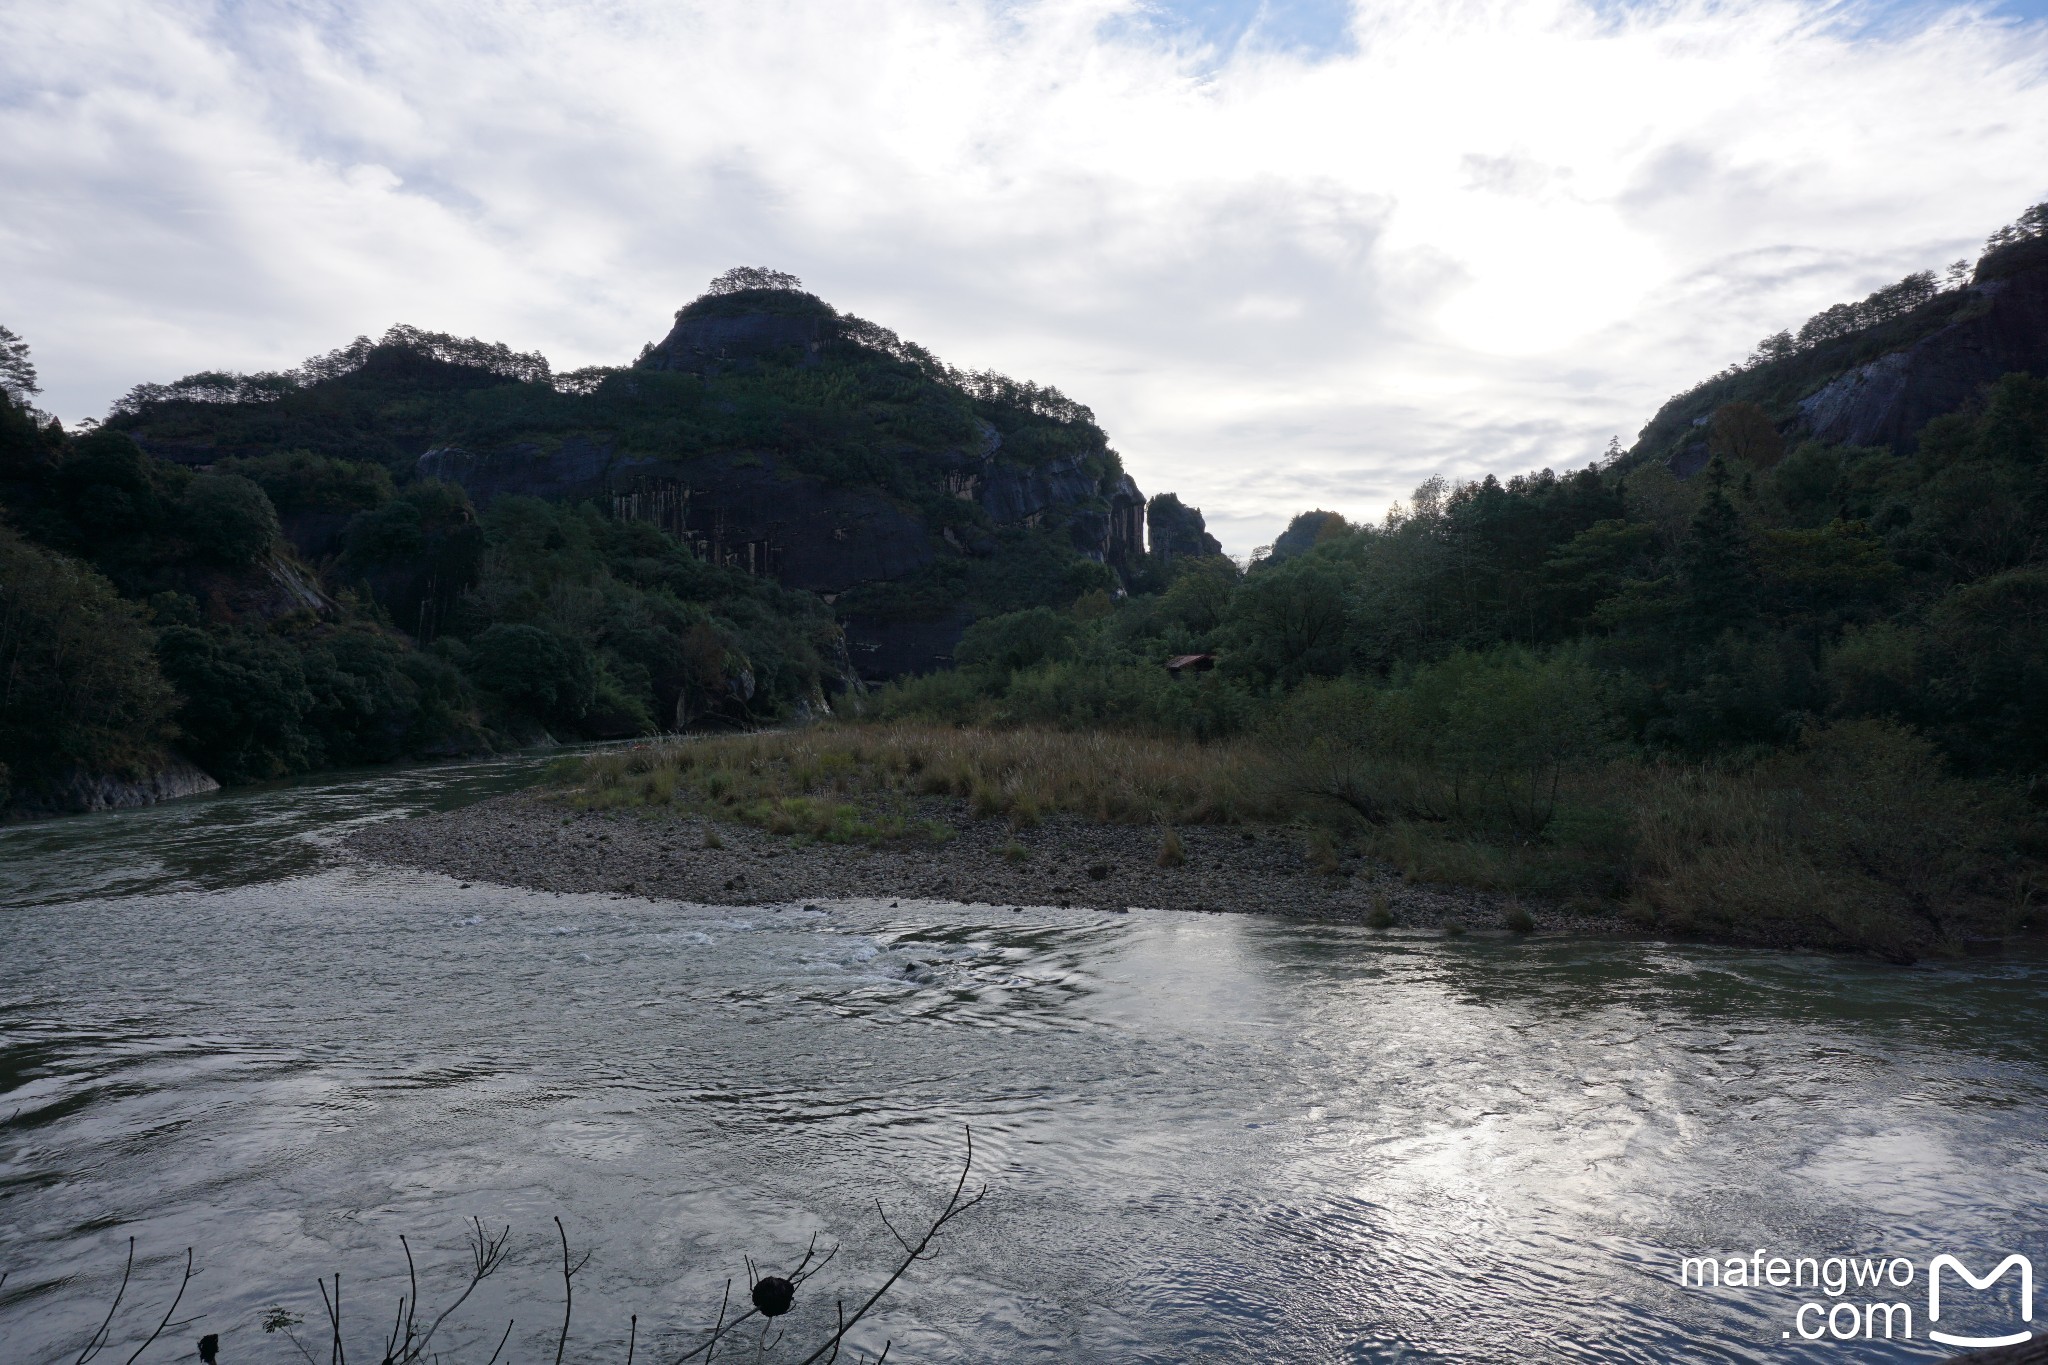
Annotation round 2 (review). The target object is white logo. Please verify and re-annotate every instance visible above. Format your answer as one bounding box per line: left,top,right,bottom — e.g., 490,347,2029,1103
1928,1254,2034,1350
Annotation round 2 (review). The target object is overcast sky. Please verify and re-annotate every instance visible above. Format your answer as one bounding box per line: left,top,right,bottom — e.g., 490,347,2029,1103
4,0,2046,553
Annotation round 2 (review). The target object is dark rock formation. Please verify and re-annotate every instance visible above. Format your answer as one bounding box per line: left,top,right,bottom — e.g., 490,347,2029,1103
937,441,1144,563
421,443,935,595
1798,269,2048,451
1105,474,1146,566
1641,256,2048,478
639,302,834,376
13,753,220,816
1147,492,1223,560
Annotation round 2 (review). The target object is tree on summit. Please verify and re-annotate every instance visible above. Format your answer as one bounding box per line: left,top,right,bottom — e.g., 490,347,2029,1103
1,324,39,404
706,266,804,295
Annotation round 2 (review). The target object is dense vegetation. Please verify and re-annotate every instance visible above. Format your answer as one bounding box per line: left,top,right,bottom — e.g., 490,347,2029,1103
0,270,1132,808
833,204,2048,959
0,381,843,797
9,203,2048,961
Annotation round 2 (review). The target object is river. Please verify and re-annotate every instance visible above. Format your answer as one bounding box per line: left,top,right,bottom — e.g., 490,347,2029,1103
1,754,2043,1362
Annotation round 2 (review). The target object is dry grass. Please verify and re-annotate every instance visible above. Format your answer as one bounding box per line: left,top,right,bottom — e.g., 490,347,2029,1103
554,718,2033,959
557,723,1283,842
1156,826,1187,867
1611,723,2026,960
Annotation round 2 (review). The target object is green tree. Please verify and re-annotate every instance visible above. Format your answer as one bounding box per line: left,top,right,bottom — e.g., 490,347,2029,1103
1156,556,1240,636
54,428,175,540
1709,401,1785,470
1267,509,1348,563
0,527,176,793
182,473,281,566
217,449,395,515
155,626,316,782
955,607,1082,678
1678,459,1756,633
1226,554,1353,683
467,622,598,727
0,323,37,404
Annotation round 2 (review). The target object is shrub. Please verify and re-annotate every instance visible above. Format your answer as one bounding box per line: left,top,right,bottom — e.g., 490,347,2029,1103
181,473,281,566
467,623,598,727
955,607,1082,678
0,528,177,788
1157,827,1186,868
1623,719,2016,960
156,625,316,782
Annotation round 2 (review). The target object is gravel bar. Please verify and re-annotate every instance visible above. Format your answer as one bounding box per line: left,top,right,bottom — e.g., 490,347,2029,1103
345,790,1620,934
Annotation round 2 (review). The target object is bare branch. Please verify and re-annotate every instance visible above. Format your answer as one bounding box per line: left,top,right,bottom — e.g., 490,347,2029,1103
395,1219,511,1364
554,1216,589,1365
672,1278,756,1364
121,1247,194,1365
792,1126,987,1365
75,1237,134,1365
316,1274,345,1365
786,1233,839,1288
873,1202,915,1258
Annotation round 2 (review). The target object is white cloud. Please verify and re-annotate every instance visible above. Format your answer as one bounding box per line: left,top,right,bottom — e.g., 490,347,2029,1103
2,0,2045,553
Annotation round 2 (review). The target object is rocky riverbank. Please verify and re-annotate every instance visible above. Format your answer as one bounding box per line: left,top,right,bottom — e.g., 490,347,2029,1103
345,789,1617,933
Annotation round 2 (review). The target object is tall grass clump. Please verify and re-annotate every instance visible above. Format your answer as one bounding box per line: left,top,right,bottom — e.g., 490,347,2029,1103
1620,719,2024,960
557,700,2034,960
559,724,1283,840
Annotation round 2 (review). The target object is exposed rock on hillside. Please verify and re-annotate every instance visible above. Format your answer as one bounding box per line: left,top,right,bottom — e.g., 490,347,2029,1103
420,442,936,595
1798,268,2048,451
1147,492,1224,560
639,292,836,375
103,273,1219,684
1633,250,2048,473
14,754,219,816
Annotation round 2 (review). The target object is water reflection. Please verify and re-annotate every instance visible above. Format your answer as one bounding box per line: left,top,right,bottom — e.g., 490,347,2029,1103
0,762,2042,1362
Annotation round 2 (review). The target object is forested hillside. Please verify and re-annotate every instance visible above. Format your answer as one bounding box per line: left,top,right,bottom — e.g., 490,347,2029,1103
867,201,2048,958
0,270,1211,812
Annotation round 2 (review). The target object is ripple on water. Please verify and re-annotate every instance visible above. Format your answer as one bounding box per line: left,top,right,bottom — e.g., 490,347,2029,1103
0,763,2044,1362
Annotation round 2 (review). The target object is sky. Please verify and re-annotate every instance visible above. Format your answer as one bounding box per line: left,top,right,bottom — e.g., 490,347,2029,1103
3,1,2046,554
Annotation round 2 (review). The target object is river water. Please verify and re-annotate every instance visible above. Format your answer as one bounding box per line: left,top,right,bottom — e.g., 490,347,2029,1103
1,754,2043,1363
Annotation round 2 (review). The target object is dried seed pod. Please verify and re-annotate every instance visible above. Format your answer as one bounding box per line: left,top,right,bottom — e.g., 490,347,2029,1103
752,1274,795,1317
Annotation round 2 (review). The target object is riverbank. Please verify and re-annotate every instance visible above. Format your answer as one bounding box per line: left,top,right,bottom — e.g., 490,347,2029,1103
350,721,2036,960
345,787,1592,931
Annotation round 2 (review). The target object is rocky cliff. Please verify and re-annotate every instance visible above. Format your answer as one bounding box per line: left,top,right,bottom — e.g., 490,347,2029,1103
419,440,939,595
1796,266,2048,451
105,276,1209,682
12,753,220,816
400,285,1163,676
1146,493,1224,560
1632,243,2048,474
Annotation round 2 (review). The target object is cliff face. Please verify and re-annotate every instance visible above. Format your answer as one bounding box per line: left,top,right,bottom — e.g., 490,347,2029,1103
14,754,220,816
1631,253,2048,475
110,282,1188,682
397,293,1161,676
1147,493,1224,560
418,435,1146,596
419,441,937,595
1796,268,2048,451
638,305,834,376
